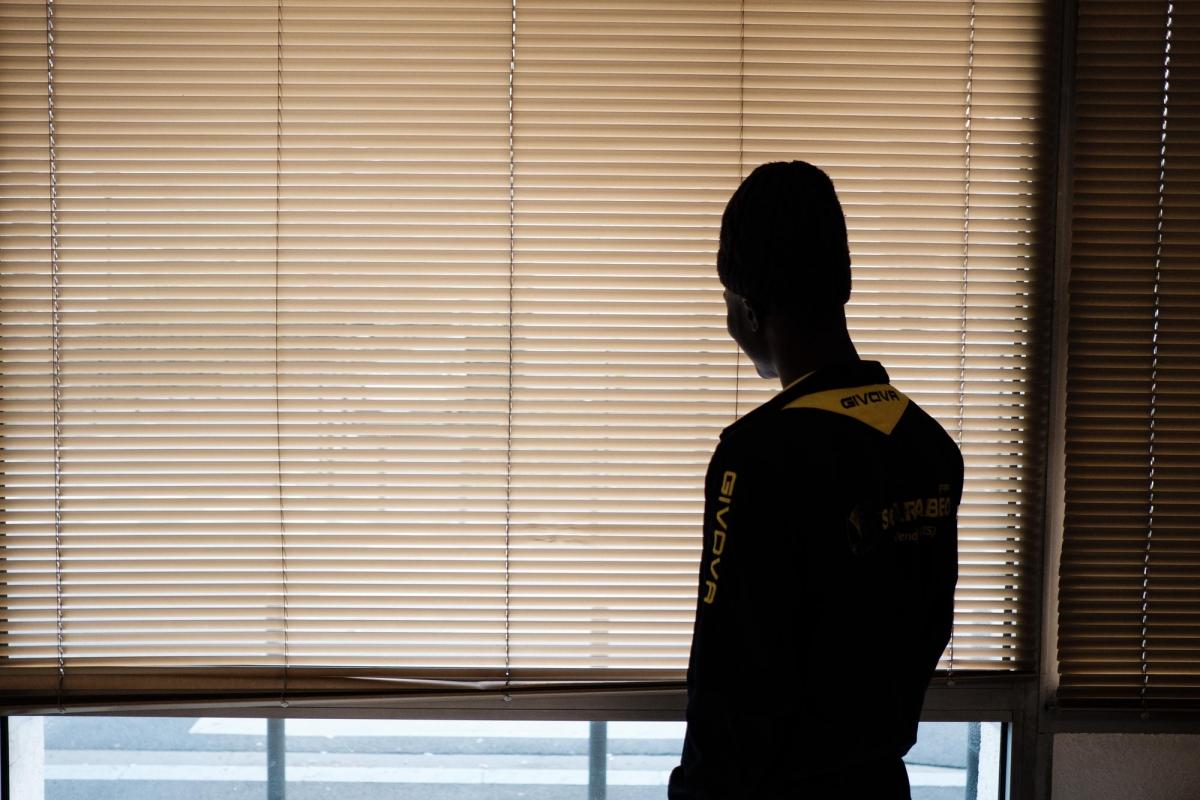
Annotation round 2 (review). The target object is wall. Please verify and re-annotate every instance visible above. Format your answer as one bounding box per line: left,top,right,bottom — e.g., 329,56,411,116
1052,733,1200,800
9,716,46,800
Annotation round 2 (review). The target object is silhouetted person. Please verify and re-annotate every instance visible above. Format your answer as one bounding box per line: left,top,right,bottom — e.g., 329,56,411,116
669,161,962,799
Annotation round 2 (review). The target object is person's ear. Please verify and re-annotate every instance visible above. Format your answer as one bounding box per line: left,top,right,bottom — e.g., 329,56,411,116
741,296,762,334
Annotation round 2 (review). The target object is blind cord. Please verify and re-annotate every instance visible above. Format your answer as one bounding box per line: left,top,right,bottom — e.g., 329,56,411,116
44,0,66,715
1141,0,1172,715
503,0,519,696
950,0,977,684
737,0,745,179
273,0,290,709
733,0,745,420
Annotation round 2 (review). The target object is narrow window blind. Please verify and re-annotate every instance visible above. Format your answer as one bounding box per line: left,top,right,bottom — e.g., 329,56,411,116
1,0,1049,713
1060,0,1200,710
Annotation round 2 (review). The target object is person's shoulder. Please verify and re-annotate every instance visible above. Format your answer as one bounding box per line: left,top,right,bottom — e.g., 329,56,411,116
896,396,965,465
715,394,829,479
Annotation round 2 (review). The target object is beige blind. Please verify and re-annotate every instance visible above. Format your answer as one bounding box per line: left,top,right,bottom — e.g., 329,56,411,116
1060,0,1200,709
1,0,1048,712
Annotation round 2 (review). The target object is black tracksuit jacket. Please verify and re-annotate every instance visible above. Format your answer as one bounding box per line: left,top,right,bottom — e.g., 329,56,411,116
669,360,963,799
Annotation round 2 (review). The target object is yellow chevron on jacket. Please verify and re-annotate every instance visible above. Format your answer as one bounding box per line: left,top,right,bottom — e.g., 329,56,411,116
782,383,910,435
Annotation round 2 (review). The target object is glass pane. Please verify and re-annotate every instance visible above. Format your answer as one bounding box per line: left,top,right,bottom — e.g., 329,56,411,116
906,722,1006,800
9,716,1003,799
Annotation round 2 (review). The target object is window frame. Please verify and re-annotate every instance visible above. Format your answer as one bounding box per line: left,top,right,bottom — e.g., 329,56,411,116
0,0,1106,796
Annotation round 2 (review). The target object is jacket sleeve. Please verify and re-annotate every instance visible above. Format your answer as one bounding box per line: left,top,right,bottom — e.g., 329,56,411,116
671,433,800,798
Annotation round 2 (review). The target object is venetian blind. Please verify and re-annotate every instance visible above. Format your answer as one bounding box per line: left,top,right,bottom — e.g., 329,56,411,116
1060,0,1200,709
1,0,1048,713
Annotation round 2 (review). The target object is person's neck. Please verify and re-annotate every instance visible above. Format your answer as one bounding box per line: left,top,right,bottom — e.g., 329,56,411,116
769,326,860,390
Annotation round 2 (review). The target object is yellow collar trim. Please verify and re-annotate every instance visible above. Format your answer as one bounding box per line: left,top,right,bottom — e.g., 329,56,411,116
780,370,816,394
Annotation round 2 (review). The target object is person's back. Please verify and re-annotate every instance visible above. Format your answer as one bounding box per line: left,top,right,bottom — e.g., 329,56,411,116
669,161,961,799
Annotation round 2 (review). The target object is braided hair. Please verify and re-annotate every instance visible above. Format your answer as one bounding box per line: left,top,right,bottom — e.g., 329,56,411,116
716,160,851,314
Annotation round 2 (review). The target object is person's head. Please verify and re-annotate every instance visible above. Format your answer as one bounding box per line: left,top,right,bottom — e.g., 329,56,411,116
716,160,852,379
